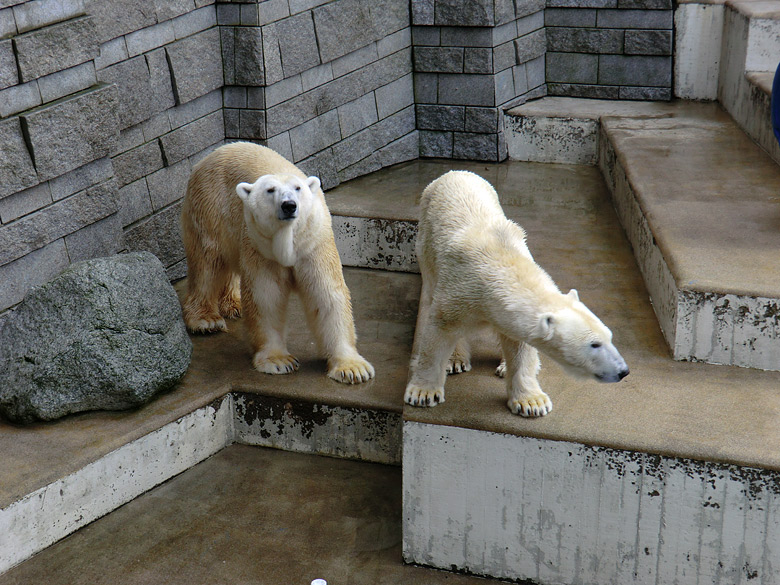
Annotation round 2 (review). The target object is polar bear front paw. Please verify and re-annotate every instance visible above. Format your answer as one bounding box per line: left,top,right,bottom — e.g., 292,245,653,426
187,316,227,334
328,356,375,384
253,352,300,375
507,393,552,417
446,357,471,375
404,384,445,407
495,360,507,378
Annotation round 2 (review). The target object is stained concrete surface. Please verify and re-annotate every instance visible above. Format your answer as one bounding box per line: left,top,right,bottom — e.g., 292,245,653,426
0,445,505,585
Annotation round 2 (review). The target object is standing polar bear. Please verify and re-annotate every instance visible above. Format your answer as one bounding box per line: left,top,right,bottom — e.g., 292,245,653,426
405,170,628,416
181,142,374,384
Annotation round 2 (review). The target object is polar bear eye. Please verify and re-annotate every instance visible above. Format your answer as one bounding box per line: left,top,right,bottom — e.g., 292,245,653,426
295,185,301,191
266,187,275,194
591,342,602,349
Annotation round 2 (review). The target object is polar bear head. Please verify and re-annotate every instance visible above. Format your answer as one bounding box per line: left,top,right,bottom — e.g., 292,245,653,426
532,289,629,383
236,173,321,236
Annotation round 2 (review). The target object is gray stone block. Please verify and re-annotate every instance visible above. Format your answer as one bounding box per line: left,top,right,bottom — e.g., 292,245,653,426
223,86,247,108
0,179,118,266
438,73,495,106
372,104,415,146
159,110,224,165
301,63,334,91
0,251,191,423
624,29,672,55
13,0,85,34
599,54,671,86
465,106,499,132
98,54,175,130
419,130,453,158
239,109,267,139
545,8,596,27
416,104,464,131
515,29,546,63
216,3,240,25
276,11,321,77
123,202,186,267
493,41,516,72
464,48,493,74
515,0,545,18
265,75,303,108
414,46,464,73
547,82,620,98
440,26,493,48
38,62,97,104
221,26,236,85
49,158,114,201
313,0,374,62
234,25,266,86
338,93,378,138
86,0,157,43
548,0,616,6
0,117,38,201
525,54,545,89
240,3,259,25
13,15,98,83
125,20,175,57
412,26,440,46
260,23,283,86
333,126,377,170
546,52,598,84
141,112,172,143
112,141,165,188
337,150,381,183
117,178,152,227
258,0,290,26
22,84,120,182
595,9,672,29
0,239,69,313
146,158,191,210
619,0,672,8
619,85,671,100
247,86,266,109
165,27,223,104
289,0,332,14
0,80,41,118
289,109,341,161
332,43,378,79
172,5,217,39
169,89,222,129
64,212,123,263
512,62,528,96
155,0,196,23
296,146,339,190
495,66,515,104
375,73,413,119
517,10,545,36
453,131,501,161
378,130,419,167
547,27,623,54
264,131,294,162
94,37,128,71
0,7,15,38
0,39,17,90
369,0,409,37
411,0,434,25
0,183,51,224
414,72,438,104
434,0,495,26
224,108,239,137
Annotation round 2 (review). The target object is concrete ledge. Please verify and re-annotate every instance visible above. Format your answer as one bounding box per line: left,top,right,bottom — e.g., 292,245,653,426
403,421,780,585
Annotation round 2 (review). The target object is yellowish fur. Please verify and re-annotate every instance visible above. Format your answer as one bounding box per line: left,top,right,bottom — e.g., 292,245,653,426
181,142,374,384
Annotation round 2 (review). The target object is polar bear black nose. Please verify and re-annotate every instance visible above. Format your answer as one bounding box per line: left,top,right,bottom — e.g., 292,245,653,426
281,200,297,215
618,367,629,380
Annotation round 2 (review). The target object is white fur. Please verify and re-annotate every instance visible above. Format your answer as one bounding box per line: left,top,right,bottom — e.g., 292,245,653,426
404,170,628,417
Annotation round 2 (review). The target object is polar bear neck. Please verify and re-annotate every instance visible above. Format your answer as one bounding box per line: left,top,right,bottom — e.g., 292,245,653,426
272,225,296,267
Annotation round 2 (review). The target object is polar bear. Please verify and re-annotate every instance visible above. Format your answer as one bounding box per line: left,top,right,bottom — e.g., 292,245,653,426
404,170,628,416
180,142,374,384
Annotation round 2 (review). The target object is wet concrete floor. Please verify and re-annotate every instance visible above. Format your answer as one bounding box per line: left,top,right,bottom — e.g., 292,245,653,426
0,445,506,585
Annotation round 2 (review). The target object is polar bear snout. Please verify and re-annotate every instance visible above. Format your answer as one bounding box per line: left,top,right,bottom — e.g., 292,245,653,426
593,346,629,383
279,198,298,220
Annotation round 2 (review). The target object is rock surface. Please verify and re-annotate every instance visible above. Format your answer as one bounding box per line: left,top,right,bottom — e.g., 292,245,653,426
0,252,192,424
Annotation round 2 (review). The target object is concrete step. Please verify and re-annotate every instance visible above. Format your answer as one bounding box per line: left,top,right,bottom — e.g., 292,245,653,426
719,0,780,165
504,97,780,371
4,159,780,585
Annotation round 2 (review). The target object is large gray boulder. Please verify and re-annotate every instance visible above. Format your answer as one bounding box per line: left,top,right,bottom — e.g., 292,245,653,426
0,252,192,423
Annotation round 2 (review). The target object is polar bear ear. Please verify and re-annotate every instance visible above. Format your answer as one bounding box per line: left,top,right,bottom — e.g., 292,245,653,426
236,182,254,201
305,175,321,193
567,289,579,302
535,313,556,342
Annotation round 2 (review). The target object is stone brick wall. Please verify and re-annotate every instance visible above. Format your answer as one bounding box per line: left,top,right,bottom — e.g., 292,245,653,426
412,0,547,161
545,0,673,100
219,0,417,190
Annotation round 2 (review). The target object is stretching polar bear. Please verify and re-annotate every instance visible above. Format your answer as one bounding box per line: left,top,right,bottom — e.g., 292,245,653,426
181,142,374,384
404,170,628,416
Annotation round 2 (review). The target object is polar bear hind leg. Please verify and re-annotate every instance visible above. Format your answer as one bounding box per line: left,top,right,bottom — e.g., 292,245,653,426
217,273,241,319
447,338,472,374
